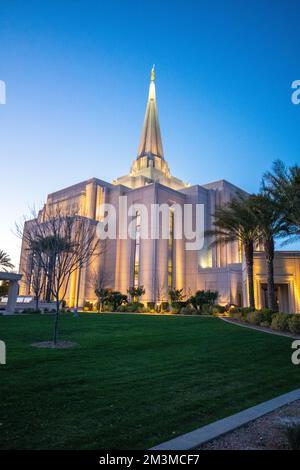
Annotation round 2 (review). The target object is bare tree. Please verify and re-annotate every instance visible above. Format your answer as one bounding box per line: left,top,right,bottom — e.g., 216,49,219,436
89,262,112,313
156,275,168,306
25,252,45,312
17,206,102,344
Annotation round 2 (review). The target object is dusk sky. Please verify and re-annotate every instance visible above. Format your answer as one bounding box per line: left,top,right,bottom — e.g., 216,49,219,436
1,0,300,266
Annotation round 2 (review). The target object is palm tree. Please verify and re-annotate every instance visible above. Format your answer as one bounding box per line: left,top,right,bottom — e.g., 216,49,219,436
206,194,260,309
263,160,300,244
0,250,14,271
249,193,289,312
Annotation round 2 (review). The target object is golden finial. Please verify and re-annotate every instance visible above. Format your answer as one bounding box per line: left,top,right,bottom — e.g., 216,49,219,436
151,64,155,81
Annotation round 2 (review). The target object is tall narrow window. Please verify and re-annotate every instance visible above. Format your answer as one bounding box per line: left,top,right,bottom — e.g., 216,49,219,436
133,212,141,287
168,209,174,290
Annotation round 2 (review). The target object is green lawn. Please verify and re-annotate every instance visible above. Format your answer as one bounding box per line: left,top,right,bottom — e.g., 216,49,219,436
0,313,299,449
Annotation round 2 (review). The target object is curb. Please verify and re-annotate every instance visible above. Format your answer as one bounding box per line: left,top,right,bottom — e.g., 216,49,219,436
220,316,300,339
150,389,300,450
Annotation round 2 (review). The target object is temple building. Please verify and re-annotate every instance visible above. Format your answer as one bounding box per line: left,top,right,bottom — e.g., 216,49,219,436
19,68,300,313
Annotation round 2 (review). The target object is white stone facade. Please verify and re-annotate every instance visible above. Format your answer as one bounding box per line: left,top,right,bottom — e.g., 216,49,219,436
19,70,300,312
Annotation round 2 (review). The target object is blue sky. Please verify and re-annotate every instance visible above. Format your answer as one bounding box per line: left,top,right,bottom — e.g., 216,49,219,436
1,0,300,266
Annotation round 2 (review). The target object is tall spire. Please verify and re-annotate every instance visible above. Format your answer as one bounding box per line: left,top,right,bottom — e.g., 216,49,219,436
137,66,164,160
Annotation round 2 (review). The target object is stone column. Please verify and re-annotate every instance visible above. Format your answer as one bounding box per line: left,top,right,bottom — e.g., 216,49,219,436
6,280,19,314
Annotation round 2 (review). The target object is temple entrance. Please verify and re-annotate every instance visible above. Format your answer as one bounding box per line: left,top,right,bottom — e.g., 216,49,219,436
260,283,290,312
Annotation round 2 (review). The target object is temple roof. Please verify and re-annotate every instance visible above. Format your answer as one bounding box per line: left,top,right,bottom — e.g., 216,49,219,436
137,66,164,160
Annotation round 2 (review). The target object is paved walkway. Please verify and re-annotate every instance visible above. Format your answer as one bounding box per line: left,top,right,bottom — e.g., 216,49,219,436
150,389,300,450
220,316,300,339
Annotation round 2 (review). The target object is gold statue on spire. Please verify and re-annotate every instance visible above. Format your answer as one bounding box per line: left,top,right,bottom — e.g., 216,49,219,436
151,64,155,81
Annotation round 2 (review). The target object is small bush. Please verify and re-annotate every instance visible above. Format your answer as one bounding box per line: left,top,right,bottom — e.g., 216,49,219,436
161,302,169,312
171,306,180,314
126,302,144,313
21,308,41,314
212,305,226,316
180,305,196,315
212,304,225,313
260,321,270,328
201,303,212,314
259,308,274,325
103,304,113,312
241,310,249,321
228,306,239,314
271,313,290,331
229,311,242,321
172,301,188,311
246,311,261,325
287,315,300,334
83,301,93,311
147,302,155,310
239,307,254,314
116,305,126,312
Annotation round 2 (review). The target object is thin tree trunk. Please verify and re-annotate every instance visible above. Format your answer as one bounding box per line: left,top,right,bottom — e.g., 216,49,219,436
244,242,255,310
35,295,39,312
53,297,60,345
264,238,278,312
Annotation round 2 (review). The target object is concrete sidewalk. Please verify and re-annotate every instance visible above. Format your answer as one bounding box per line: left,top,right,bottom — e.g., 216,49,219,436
150,389,300,450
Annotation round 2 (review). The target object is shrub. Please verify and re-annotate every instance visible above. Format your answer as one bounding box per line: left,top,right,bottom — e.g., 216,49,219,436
213,305,226,314
212,305,226,316
260,321,270,328
246,311,262,325
83,301,93,311
126,302,144,313
228,310,242,320
225,304,239,313
241,310,250,321
116,305,126,312
172,301,188,312
21,308,41,314
170,306,180,314
259,308,274,325
287,315,300,334
103,304,113,312
201,303,212,314
271,313,290,331
147,302,155,310
161,302,169,312
239,307,254,314
180,305,196,315
228,306,239,314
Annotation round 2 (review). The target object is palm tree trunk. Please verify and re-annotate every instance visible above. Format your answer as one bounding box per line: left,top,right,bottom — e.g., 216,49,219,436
244,242,255,310
264,237,278,312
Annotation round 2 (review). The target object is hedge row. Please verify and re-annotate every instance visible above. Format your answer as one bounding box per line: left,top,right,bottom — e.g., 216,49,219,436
229,309,300,334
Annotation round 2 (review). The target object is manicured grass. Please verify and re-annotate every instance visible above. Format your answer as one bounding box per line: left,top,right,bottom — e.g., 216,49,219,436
0,313,299,449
